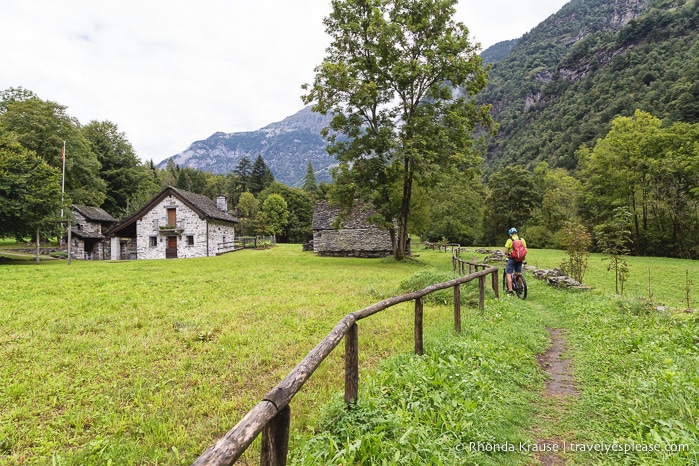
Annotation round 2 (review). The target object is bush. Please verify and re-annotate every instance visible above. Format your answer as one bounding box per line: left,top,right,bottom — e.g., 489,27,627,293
50,251,68,259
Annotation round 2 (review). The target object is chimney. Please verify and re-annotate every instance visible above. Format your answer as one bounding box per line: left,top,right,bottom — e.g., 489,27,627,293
216,195,227,212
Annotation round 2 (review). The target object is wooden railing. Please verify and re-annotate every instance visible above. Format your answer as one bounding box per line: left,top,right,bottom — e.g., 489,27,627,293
192,266,499,466
423,242,461,254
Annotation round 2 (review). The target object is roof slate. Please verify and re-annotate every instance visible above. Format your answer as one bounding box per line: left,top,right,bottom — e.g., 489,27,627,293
312,200,381,230
73,205,116,223
170,187,238,223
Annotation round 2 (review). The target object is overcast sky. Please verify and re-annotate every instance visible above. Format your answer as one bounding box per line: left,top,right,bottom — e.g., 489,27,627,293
1,0,570,164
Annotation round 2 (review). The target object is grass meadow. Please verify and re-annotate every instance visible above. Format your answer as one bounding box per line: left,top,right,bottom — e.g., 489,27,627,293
1,244,455,464
1,243,698,464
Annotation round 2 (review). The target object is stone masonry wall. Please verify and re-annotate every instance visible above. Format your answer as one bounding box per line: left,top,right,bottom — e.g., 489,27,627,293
207,220,236,256
313,227,393,258
136,195,208,259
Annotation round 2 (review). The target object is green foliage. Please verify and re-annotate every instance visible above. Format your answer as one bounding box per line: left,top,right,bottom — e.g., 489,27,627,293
579,111,699,258
302,160,318,196
398,269,458,305
0,91,106,206
250,154,274,196
0,134,66,239
596,207,633,294
483,165,540,244
257,193,289,237
480,0,699,172
416,169,485,246
82,120,160,217
559,221,591,283
259,182,314,243
303,0,492,259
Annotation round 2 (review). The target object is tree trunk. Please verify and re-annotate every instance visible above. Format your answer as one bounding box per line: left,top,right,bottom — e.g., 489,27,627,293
395,160,414,261
35,227,40,264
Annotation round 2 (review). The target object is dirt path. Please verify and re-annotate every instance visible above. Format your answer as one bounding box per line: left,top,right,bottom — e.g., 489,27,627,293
532,328,579,466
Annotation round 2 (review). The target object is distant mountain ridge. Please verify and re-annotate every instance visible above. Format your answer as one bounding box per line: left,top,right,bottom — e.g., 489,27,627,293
159,29,522,186
162,0,698,185
159,106,335,186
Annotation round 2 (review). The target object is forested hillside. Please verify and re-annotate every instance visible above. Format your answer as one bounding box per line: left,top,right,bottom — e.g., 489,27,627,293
480,0,698,171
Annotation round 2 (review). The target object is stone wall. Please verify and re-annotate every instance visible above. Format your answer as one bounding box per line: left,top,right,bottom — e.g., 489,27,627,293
207,220,236,256
313,227,394,258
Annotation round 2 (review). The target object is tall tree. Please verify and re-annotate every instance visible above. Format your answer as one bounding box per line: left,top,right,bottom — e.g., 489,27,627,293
302,160,318,196
233,156,252,194
0,133,65,241
483,165,539,245
82,120,155,216
0,92,106,206
260,181,314,243
257,193,289,241
250,154,274,196
303,0,492,259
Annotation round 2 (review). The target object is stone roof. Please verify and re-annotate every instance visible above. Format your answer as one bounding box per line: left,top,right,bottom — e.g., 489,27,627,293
169,187,238,223
106,186,238,238
69,228,105,240
73,205,116,223
312,200,382,230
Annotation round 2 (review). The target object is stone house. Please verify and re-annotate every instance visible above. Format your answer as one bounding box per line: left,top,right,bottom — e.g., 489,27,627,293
312,200,408,258
68,205,117,260
106,186,239,260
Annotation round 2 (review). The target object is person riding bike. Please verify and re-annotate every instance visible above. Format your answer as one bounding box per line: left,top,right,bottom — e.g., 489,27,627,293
504,227,527,295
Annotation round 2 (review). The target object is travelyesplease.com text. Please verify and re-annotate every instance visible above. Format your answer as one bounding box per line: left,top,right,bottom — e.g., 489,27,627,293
466,441,690,454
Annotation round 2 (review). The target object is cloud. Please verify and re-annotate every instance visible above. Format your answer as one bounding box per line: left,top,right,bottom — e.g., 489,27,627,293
0,0,569,163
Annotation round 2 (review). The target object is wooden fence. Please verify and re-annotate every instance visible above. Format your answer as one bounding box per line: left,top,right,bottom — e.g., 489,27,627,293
192,266,499,466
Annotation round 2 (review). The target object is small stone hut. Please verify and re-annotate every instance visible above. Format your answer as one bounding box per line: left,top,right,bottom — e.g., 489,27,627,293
68,205,117,260
312,201,404,258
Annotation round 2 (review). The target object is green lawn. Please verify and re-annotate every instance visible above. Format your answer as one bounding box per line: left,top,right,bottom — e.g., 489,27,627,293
1,245,455,464
2,244,698,464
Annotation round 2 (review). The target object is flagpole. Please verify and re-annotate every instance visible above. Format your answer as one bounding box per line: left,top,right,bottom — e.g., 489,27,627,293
61,141,66,217
60,141,66,247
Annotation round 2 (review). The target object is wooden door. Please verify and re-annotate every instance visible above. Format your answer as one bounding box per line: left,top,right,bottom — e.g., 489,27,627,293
166,236,178,259
167,208,177,226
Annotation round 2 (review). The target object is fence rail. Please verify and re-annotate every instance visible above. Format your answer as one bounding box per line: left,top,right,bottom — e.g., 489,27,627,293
192,266,499,466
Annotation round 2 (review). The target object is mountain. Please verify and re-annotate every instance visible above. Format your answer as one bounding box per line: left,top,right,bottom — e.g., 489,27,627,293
162,0,698,185
479,0,699,172
159,106,335,187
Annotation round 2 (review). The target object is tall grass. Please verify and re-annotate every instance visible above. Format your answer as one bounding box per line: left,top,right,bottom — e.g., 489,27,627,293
3,244,698,464
1,246,451,464
291,248,699,465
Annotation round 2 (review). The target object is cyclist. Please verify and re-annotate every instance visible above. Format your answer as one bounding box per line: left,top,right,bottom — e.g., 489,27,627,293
504,227,527,295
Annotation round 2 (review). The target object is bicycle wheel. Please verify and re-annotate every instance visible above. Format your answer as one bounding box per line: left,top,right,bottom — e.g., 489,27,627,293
515,274,527,299
503,269,508,294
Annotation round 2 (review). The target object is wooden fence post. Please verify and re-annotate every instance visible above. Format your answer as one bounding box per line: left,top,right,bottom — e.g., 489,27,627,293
453,284,461,333
260,405,290,466
492,270,499,298
345,323,358,406
478,275,485,312
414,297,424,356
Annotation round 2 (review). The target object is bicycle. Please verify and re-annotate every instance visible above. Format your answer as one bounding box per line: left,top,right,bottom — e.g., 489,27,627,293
503,264,527,299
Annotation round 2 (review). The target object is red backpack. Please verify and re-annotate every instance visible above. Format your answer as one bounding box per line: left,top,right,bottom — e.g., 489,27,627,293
510,239,527,261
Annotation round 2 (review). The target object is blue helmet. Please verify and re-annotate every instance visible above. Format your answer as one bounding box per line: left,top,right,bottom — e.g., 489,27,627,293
508,227,518,235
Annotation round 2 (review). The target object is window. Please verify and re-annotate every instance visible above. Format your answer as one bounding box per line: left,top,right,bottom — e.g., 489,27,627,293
187,235,194,246
150,236,157,247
